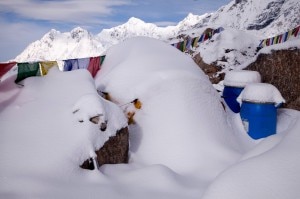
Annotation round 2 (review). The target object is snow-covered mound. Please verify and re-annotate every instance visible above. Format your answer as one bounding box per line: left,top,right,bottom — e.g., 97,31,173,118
203,110,300,199
95,37,240,176
0,68,127,181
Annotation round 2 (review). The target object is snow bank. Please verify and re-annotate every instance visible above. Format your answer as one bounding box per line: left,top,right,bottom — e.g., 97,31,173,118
0,67,127,179
202,110,300,199
95,36,240,178
224,70,261,87
196,27,260,68
259,39,300,54
238,38,300,70
238,83,285,105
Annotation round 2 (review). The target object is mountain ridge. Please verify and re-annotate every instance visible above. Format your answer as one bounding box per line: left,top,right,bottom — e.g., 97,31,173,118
14,0,300,62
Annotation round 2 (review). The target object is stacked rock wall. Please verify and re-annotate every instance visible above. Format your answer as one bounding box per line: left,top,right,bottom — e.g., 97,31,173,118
245,49,300,110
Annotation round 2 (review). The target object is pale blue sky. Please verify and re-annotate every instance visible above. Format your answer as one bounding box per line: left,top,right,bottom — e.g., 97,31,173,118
0,0,231,61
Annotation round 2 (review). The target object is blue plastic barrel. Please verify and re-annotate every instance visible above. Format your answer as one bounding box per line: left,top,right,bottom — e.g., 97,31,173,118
223,86,244,113
240,101,277,139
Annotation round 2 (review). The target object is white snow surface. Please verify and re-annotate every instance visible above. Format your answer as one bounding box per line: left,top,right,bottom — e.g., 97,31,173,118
238,83,285,105
224,70,261,87
195,27,260,68
0,37,300,199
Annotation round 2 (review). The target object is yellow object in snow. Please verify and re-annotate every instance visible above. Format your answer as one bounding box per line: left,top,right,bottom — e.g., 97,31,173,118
133,99,142,109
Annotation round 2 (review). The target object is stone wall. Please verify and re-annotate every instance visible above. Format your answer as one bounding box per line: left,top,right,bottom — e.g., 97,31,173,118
81,127,129,170
245,48,300,110
193,53,224,84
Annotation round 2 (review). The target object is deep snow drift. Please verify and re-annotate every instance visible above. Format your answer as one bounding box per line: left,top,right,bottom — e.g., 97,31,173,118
0,37,299,199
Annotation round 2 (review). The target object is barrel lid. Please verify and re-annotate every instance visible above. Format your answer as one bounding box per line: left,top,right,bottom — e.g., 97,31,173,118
237,83,285,105
224,70,261,87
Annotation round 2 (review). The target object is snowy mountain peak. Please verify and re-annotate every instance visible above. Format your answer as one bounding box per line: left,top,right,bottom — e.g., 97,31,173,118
208,0,300,36
127,17,147,25
181,13,207,25
177,12,211,29
70,27,90,40
42,29,60,41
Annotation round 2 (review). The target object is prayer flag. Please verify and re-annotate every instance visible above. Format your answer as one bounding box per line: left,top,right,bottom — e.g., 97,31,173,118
63,59,79,71
87,56,105,78
258,40,264,48
77,58,90,69
283,31,289,42
274,35,279,44
186,37,192,51
270,37,275,45
204,33,209,41
39,61,58,76
288,29,293,40
278,34,283,43
199,34,204,42
266,38,270,46
182,40,187,52
15,62,40,83
292,26,300,37
0,62,16,79
192,37,199,48
176,42,181,50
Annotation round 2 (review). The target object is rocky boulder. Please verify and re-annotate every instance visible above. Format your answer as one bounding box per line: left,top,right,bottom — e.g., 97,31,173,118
193,53,224,84
245,48,300,110
81,127,129,170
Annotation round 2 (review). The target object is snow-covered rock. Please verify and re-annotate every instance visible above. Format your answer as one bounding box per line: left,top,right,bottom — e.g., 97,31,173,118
95,37,240,177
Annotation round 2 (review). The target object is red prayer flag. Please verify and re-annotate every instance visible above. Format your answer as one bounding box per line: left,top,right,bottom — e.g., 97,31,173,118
266,38,270,46
87,57,100,78
293,26,300,37
87,57,101,78
0,62,17,79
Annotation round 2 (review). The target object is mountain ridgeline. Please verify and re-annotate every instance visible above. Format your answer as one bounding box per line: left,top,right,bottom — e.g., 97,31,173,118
15,0,300,62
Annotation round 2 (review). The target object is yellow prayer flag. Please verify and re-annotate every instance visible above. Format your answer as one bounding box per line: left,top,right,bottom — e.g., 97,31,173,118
287,29,293,41
40,61,58,76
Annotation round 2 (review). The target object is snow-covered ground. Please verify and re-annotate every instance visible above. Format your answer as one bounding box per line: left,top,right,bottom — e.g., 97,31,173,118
0,37,299,199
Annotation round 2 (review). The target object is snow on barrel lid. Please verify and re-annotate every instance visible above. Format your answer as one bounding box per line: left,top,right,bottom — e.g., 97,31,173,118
237,83,285,105
224,70,261,87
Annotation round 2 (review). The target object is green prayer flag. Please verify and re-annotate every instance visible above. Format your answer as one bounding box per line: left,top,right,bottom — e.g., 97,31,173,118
100,55,106,65
15,62,40,83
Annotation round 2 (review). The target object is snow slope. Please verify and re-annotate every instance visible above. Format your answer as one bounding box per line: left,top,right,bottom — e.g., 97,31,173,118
1,37,300,199
208,0,300,36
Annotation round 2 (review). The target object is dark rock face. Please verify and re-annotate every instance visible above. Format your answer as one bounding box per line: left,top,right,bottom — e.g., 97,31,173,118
247,0,285,30
193,53,224,84
81,127,129,170
246,48,300,110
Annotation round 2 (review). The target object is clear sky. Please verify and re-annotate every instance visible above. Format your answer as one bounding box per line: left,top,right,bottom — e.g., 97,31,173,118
0,0,231,62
